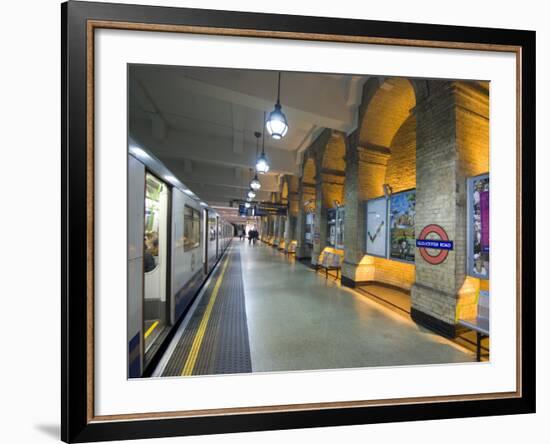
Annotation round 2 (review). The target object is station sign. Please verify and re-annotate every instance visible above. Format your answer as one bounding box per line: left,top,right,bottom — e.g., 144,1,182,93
238,204,254,216
416,239,454,250
416,224,453,265
255,202,288,216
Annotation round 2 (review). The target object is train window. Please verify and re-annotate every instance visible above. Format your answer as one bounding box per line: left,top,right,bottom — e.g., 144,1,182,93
208,217,216,241
184,205,201,250
144,174,163,272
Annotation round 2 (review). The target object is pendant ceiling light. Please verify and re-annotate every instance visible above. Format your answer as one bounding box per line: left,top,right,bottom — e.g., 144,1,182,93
266,72,289,140
256,113,270,174
250,135,262,190
250,174,261,191
247,189,256,199
244,202,251,208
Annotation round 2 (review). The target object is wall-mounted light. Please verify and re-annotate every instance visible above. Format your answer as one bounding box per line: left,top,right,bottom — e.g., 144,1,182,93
266,72,288,140
382,184,393,199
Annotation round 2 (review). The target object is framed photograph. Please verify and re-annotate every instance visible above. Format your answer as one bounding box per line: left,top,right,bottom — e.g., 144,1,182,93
365,197,388,258
389,190,416,263
467,173,490,279
62,1,535,442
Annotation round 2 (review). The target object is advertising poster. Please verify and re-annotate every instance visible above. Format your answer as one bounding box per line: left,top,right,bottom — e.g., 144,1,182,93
470,175,490,278
365,198,388,257
327,208,336,246
336,207,345,249
305,212,314,243
389,190,416,262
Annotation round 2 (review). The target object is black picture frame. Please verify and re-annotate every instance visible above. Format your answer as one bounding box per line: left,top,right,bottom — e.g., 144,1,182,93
62,1,536,442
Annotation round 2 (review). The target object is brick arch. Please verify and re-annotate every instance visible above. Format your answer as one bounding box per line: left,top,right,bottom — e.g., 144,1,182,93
320,132,346,208
385,112,416,193
301,156,317,211
285,174,300,217
302,155,317,185
281,178,289,203
358,77,416,150
321,132,346,172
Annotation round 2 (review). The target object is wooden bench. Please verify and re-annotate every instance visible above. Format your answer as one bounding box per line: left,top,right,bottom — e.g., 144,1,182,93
286,241,297,256
457,290,489,361
318,252,343,280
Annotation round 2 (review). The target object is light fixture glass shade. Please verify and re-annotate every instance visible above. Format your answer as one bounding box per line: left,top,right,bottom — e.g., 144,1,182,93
244,202,251,208
247,189,256,199
266,103,288,140
250,174,261,191
255,152,270,174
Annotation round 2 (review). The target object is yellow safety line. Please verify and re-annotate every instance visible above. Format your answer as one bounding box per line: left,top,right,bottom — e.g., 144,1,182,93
181,254,231,376
144,320,159,339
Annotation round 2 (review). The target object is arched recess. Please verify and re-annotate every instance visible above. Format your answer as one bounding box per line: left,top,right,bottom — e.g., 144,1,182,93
360,77,416,150
301,155,317,211
320,132,346,209
281,178,289,204
287,175,300,217
358,77,417,291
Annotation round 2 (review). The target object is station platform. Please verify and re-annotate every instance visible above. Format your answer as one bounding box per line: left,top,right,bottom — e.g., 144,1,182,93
153,240,475,377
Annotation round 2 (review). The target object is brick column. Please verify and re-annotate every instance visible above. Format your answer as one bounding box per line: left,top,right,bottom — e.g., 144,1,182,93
266,216,271,239
341,132,390,287
277,215,285,248
272,216,279,246
269,216,275,239
295,185,311,259
311,176,328,266
410,81,488,338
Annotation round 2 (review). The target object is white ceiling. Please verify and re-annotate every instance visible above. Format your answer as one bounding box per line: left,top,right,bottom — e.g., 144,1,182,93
129,64,367,207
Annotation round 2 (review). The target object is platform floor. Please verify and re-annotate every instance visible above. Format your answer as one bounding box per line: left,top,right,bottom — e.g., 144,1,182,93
154,240,474,377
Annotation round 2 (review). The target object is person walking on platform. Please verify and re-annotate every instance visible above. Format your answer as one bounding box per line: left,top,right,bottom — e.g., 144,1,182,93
247,229,253,245
251,227,259,245
238,228,244,241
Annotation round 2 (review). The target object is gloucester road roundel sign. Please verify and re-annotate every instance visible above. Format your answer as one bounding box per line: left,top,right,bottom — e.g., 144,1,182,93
416,224,454,265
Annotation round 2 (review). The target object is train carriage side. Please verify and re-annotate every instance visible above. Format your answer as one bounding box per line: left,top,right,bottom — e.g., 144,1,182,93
206,212,218,273
129,152,213,377
171,190,204,322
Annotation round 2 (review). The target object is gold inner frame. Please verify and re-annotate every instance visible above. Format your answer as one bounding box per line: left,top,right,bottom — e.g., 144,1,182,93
85,19,523,423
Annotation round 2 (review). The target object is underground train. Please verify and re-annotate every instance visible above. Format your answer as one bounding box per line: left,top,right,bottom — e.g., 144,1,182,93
128,144,233,378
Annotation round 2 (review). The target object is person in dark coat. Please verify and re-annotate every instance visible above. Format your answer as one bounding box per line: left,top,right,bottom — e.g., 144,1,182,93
143,240,156,272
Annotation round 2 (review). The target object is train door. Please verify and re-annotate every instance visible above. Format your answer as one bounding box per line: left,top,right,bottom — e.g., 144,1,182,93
203,208,208,274
143,172,170,355
216,216,220,258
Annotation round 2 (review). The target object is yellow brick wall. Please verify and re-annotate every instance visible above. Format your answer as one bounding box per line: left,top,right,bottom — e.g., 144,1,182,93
322,181,345,208
385,114,416,193
358,160,386,200
373,257,415,290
